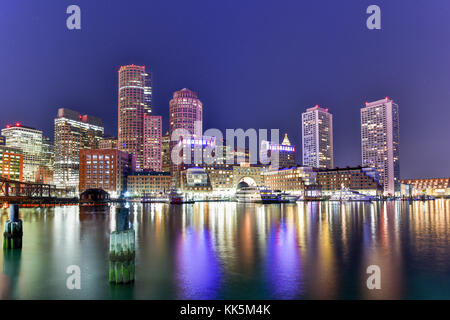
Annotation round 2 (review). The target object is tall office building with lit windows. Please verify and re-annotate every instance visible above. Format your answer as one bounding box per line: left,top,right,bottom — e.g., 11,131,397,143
143,114,162,171
54,108,103,191
169,88,203,177
301,105,334,169
361,97,400,195
1,124,43,182
118,64,152,171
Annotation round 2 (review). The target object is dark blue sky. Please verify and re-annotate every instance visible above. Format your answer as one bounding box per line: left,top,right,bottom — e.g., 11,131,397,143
0,0,449,178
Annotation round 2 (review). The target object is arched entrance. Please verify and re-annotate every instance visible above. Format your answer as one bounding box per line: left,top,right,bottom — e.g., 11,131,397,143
236,177,257,189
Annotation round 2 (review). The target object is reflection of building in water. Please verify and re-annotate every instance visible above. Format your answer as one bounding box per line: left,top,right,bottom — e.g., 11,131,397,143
1,250,22,299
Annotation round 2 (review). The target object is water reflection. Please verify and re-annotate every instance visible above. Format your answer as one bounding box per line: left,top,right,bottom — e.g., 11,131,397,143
0,200,449,299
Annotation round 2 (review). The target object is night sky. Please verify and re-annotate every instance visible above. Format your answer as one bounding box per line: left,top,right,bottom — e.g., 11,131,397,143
0,0,449,179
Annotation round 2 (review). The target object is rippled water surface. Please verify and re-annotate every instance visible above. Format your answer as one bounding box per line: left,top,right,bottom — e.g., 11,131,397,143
0,200,449,299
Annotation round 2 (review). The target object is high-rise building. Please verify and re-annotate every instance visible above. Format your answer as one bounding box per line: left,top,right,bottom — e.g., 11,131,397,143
143,114,162,171
1,123,43,182
260,133,297,169
169,88,203,181
54,108,103,190
118,64,152,171
301,105,334,169
161,131,171,172
361,97,400,195
0,135,5,146
0,145,23,181
79,149,135,198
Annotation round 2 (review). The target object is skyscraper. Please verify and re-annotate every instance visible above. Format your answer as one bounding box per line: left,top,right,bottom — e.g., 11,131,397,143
169,88,203,178
161,131,171,172
1,123,43,182
143,114,162,171
118,64,152,171
361,97,400,195
301,105,334,169
54,108,103,190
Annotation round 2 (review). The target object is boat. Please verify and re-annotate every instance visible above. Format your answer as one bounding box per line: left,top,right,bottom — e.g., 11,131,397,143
235,186,280,203
260,188,280,204
329,188,374,202
276,191,299,203
168,189,194,204
235,186,262,203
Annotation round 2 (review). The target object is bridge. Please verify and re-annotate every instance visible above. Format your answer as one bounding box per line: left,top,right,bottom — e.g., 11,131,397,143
0,177,77,206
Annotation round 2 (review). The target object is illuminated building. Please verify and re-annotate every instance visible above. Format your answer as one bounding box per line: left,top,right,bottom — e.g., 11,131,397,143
54,108,104,190
260,133,296,168
127,171,171,197
361,98,400,195
169,88,203,177
143,114,162,171
79,149,135,198
180,167,212,192
118,64,152,171
1,123,43,182
161,131,171,172
401,178,450,197
233,163,264,187
0,145,23,181
203,164,234,191
99,137,118,149
0,135,5,146
316,166,383,196
262,166,315,194
302,105,334,169
35,165,54,184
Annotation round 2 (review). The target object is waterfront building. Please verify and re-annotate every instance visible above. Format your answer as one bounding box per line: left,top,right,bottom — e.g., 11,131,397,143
0,135,5,146
54,108,104,190
315,166,383,196
99,137,118,149
361,97,400,195
79,149,135,198
233,163,264,187
143,114,162,171
301,105,334,169
127,171,171,197
118,65,152,171
161,131,171,172
0,145,23,181
262,166,316,195
401,178,450,197
260,133,296,168
180,167,213,192
203,164,234,192
1,123,43,182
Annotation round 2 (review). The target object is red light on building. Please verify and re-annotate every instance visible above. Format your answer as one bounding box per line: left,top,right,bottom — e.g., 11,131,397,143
314,104,319,108
385,96,389,100
365,101,369,106
15,122,21,127
6,124,11,128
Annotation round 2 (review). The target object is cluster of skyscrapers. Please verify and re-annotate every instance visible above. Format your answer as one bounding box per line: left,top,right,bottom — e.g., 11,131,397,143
2,63,438,198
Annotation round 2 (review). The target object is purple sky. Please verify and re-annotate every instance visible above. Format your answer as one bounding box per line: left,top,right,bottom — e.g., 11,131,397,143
0,0,449,178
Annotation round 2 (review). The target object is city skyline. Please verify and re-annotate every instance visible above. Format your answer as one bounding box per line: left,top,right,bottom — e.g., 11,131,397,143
1,1,450,179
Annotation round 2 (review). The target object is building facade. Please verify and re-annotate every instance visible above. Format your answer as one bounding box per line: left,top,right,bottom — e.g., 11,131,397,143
118,65,152,171
161,131,171,172
79,149,135,198
361,98,400,195
2,124,43,182
143,114,162,171
0,145,23,181
127,171,171,197
99,137,118,149
302,105,334,169
54,108,104,190
316,166,383,196
262,166,316,194
401,178,450,197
